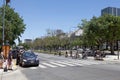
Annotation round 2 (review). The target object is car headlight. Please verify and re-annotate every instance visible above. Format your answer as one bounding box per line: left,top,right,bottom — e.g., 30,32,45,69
23,59,27,62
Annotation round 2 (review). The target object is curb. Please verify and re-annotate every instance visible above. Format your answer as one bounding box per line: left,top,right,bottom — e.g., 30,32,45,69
0,66,18,76
0,61,18,76
87,56,120,61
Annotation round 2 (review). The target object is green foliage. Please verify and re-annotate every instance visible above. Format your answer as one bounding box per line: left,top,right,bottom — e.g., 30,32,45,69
0,5,26,45
18,43,30,50
82,14,120,54
30,14,120,55
71,38,82,47
32,29,70,51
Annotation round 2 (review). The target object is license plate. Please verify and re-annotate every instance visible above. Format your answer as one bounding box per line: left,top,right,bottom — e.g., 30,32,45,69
31,61,34,63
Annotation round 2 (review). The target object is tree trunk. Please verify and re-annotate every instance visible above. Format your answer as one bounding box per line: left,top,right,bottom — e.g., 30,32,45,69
116,41,118,50
110,42,115,55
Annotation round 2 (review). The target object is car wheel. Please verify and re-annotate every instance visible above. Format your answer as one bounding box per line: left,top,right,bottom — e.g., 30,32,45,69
35,64,39,67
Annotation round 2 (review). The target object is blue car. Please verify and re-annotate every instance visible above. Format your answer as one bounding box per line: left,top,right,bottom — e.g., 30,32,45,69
19,51,39,67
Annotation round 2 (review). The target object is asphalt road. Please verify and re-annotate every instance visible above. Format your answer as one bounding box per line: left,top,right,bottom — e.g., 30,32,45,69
1,53,120,80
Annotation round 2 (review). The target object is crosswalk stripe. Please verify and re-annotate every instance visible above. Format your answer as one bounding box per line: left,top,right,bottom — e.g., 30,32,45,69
88,61,99,64
39,64,47,68
76,61,97,65
73,61,92,65
29,67,38,69
56,61,75,66
37,60,104,69
49,62,66,67
42,63,57,67
64,61,84,66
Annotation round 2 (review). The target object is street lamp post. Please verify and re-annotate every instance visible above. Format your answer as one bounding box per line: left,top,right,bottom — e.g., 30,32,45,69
118,41,119,60
2,0,6,46
2,0,11,59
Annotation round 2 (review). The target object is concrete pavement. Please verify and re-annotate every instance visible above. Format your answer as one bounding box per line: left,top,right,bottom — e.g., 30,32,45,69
0,59,18,78
87,55,120,63
0,69,28,80
0,53,120,79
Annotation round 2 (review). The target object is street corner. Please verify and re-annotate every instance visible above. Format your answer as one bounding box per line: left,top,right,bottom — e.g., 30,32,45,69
0,68,18,77
0,64,18,76
11,61,18,71
0,69,3,75
103,55,120,63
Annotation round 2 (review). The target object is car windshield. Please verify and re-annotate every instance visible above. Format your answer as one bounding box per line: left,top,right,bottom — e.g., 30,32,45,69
23,52,36,58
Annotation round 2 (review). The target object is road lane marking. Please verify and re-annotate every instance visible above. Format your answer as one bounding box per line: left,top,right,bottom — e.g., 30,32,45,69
29,67,38,69
42,63,57,68
39,64,47,68
75,61,99,65
64,61,84,66
38,60,105,69
55,61,75,66
49,62,66,67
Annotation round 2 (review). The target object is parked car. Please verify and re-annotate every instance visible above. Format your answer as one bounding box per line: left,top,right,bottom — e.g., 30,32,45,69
19,51,39,67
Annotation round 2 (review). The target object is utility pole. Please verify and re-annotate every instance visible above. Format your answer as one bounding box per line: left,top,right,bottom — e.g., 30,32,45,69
2,0,11,59
2,0,6,46
118,41,119,60
2,0,10,46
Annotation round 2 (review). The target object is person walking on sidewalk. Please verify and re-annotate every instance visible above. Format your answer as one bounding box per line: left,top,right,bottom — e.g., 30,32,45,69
8,49,13,70
65,51,68,57
82,50,87,59
0,49,4,69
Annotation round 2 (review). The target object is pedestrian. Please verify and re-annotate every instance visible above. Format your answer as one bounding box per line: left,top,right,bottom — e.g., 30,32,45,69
82,51,87,59
8,49,13,70
65,51,68,57
0,49,4,69
70,50,72,57
59,51,61,56
16,50,20,65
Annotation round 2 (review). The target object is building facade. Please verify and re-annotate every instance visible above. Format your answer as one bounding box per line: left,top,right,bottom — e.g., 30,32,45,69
24,39,32,44
101,7,120,16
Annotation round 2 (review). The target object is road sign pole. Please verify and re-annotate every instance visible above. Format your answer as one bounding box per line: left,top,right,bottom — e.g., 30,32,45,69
2,0,6,46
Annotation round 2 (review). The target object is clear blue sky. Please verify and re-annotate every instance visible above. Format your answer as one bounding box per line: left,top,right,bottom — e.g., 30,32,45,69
1,0,120,43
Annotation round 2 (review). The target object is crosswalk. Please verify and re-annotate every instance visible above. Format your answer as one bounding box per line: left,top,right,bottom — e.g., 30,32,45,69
36,60,105,69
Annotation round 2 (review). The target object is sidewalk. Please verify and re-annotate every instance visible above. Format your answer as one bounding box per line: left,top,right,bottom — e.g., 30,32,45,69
0,60,18,75
87,55,120,63
104,55,120,62
0,69,28,80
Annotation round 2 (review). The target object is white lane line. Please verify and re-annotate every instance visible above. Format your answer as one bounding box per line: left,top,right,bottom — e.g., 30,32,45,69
56,61,75,66
42,63,57,68
39,64,47,68
49,62,66,67
65,61,84,66
87,61,99,64
77,62,94,65
72,61,91,65
29,67,38,69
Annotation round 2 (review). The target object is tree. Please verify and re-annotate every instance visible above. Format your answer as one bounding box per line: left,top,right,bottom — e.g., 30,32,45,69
79,19,96,48
101,15,120,54
0,5,26,45
82,14,120,54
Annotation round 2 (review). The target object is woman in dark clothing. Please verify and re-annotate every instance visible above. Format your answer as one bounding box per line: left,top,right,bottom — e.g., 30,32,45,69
8,50,13,69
